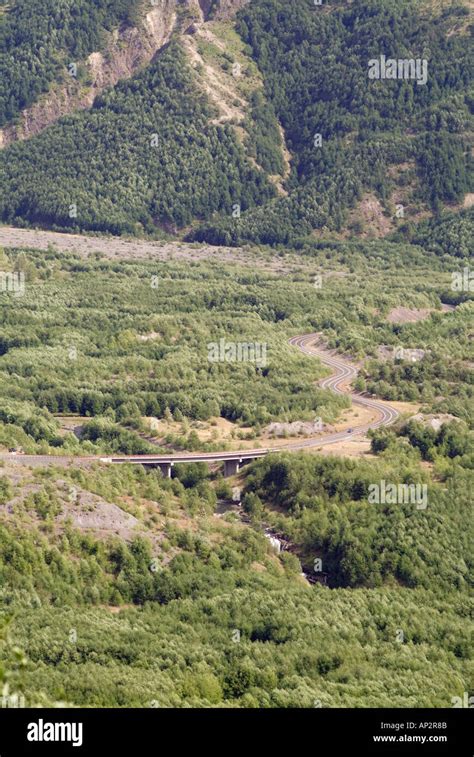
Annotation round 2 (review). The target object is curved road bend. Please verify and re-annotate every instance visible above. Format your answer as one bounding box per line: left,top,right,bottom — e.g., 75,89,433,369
0,333,399,466
284,334,399,450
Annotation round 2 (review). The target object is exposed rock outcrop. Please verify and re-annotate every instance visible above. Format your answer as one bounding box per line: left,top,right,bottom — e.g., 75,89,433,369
0,0,252,149
0,1,177,148
212,0,250,20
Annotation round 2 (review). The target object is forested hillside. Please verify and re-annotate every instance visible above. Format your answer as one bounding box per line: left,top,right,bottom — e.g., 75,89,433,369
0,0,140,127
409,207,474,258
0,0,473,718
1,43,274,234
195,0,473,244
0,421,472,707
1,0,472,240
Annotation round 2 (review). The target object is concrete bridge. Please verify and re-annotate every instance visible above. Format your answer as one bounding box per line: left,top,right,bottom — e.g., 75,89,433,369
100,450,270,477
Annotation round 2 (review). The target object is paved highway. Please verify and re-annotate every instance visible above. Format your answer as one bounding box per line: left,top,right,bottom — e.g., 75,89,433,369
0,333,399,467
284,334,399,449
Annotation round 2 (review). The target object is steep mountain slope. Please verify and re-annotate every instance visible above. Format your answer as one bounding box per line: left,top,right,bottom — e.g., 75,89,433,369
0,1,250,145
1,41,275,234
0,0,178,146
0,0,142,130
0,0,472,241
194,0,473,244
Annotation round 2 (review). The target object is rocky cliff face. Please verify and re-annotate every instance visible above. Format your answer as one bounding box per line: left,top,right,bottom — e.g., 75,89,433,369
0,0,255,150
212,0,250,20
0,0,251,149
186,0,249,20
1,0,178,148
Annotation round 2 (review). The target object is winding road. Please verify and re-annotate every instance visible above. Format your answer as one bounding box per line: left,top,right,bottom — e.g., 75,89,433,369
285,334,399,450
0,333,399,467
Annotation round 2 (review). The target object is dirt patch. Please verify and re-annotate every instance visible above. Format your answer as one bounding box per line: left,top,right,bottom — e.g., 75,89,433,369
183,32,245,125
144,415,252,444
137,332,161,342
386,400,421,417
266,420,335,438
377,345,427,362
56,482,140,540
410,412,460,431
333,404,376,431
348,193,394,238
462,193,474,209
387,305,453,324
101,604,135,614
0,226,302,274
305,438,374,458
54,415,88,438
0,471,148,541
212,0,250,20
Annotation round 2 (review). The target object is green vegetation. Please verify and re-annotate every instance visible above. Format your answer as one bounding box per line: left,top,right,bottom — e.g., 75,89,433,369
0,0,140,126
0,428,471,707
0,42,275,235
0,237,471,454
409,208,474,259
3,585,471,707
194,0,473,245
1,0,471,239
0,245,350,455
244,90,285,175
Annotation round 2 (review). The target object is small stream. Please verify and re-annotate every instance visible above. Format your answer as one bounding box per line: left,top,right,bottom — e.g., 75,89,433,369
215,498,327,585
263,526,327,585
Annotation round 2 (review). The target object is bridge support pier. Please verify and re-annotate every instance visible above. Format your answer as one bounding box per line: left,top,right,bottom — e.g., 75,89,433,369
157,463,173,478
224,459,240,477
